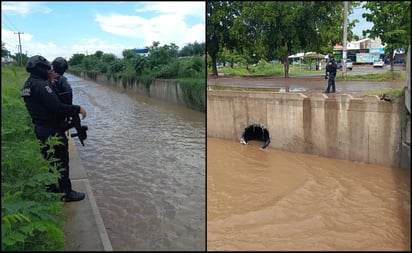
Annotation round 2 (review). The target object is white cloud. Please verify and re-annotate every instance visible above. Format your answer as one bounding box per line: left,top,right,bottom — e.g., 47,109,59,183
95,14,149,38
71,38,127,58
182,23,205,46
94,1,205,49
135,1,205,21
2,28,128,61
95,11,205,49
2,1,205,60
1,1,52,16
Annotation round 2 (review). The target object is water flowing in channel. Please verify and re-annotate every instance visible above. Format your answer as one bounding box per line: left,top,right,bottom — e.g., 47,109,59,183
68,74,205,251
207,137,410,251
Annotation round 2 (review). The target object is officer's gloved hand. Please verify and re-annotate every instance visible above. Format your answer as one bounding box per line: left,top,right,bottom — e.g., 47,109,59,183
324,75,328,80
48,71,59,83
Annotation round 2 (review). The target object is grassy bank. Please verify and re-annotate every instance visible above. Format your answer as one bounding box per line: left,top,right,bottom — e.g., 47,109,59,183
211,62,406,82
1,66,66,251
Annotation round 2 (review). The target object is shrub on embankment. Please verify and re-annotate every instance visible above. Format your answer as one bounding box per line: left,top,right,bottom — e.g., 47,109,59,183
68,42,206,112
1,66,66,251
177,77,205,111
69,70,206,112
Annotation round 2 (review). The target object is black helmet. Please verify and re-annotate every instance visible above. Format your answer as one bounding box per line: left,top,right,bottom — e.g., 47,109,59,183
26,55,51,72
328,53,334,59
52,57,68,74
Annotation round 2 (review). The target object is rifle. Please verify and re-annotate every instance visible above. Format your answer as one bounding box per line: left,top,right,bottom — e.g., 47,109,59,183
63,113,88,146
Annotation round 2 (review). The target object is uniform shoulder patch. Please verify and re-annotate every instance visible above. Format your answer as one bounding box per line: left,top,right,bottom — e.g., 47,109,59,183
21,87,31,97
45,85,53,94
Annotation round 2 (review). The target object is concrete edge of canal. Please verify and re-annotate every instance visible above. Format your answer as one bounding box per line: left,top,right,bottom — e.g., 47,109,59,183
63,136,113,251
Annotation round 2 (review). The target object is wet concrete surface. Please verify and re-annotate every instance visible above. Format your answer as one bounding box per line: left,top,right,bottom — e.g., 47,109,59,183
208,65,406,98
63,137,112,251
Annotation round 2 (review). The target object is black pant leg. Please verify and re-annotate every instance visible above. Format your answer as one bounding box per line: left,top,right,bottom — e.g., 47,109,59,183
35,125,72,194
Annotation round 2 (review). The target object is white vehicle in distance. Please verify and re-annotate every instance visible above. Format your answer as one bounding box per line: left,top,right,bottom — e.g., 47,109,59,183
373,59,385,68
337,59,353,70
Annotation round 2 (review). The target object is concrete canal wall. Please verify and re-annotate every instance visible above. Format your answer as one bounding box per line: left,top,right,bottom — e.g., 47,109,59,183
401,45,411,169
71,71,205,112
207,90,406,168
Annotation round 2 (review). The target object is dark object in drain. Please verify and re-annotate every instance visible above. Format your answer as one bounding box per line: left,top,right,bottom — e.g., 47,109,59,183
240,124,271,149
380,93,392,103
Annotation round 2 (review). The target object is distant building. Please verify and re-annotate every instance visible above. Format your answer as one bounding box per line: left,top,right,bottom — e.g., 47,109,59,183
1,56,14,65
333,38,385,64
132,48,149,57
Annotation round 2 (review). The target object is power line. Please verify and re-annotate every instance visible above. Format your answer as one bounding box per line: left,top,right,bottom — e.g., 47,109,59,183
2,13,20,32
2,40,15,48
1,19,14,31
2,13,20,31
1,13,20,52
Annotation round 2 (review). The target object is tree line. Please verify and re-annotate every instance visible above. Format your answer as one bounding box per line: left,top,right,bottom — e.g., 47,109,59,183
2,41,205,81
67,41,205,88
2,41,206,107
207,1,411,77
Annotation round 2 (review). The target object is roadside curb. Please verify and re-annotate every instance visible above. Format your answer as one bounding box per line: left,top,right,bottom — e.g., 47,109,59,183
63,136,113,251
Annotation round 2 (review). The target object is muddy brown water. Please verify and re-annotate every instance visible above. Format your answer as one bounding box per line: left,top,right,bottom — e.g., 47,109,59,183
68,74,205,251
64,71,409,251
207,138,410,251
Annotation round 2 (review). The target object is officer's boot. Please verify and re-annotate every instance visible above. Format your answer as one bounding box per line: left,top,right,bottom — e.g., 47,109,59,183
62,190,86,202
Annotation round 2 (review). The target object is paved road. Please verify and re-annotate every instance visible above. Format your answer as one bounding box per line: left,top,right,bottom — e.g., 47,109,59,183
208,65,406,97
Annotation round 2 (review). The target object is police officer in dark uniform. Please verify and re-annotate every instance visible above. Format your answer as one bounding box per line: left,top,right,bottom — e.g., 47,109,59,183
51,57,72,105
21,55,86,202
51,57,73,130
325,54,337,93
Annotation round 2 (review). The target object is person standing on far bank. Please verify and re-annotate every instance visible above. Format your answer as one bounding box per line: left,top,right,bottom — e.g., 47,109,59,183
21,55,87,202
325,54,337,93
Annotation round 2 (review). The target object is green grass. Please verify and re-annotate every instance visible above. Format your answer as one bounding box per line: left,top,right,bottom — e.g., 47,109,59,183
336,71,405,81
364,88,405,98
2,66,66,251
177,77,205,111
211,62,406,82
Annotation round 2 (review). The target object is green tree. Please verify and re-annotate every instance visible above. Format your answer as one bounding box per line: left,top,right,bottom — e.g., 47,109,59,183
122,49,137,60
208,1,360,77
110,58,125,73
97,53,117,73
146,41,179,70
2,42,11,58
82,55,99,71
101,53,116,63
235,1,355,77
206,1,241,77
362,1,411,71
94,50,103,59
68,53,85,66
133,55,147,76
13,53,29,66
178,41,205,57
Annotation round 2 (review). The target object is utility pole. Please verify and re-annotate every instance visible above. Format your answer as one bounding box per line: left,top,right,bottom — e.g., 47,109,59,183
342,2,348,77
14,32,24,66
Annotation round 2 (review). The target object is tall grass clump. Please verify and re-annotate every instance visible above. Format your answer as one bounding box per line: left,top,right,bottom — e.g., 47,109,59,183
177,78,205,112
175,56,205,111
